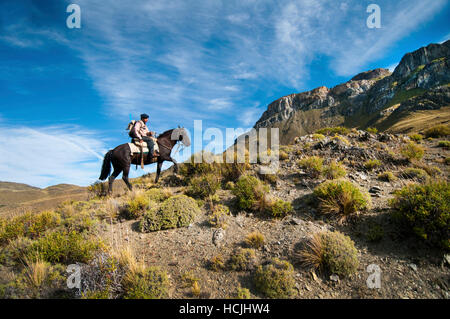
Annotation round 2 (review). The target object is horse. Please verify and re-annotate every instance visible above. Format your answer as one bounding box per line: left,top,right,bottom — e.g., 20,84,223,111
98,128,190,194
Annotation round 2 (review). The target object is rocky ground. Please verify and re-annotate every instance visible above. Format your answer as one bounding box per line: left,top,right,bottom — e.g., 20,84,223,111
95,130,450,299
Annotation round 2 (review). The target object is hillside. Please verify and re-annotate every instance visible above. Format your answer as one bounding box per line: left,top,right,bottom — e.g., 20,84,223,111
0,128,449,299
254,41,450,144
0,182,88,217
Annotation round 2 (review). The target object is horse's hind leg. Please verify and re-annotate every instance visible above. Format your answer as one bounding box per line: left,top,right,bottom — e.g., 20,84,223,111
108,168,122,194
122,165,133,191
155,160,163,183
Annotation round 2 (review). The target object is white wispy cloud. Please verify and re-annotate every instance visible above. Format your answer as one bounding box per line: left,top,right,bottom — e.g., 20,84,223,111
0,124,108,188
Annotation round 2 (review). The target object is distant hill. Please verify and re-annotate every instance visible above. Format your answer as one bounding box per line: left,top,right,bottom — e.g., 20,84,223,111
254,40,450,144
0,181,88,217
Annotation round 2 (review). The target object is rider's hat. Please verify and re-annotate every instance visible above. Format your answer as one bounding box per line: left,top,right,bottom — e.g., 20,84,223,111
140,113,149,119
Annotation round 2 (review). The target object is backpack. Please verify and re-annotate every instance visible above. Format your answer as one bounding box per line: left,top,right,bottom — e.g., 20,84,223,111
126,120,137,138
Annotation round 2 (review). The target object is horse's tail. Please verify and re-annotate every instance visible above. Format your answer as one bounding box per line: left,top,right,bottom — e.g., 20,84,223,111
99,150,113,180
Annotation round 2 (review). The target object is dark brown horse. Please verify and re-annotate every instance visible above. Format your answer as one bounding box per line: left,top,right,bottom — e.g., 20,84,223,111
99,128,190,194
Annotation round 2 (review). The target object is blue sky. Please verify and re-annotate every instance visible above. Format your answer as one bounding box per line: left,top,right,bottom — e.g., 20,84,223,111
0,0,449,188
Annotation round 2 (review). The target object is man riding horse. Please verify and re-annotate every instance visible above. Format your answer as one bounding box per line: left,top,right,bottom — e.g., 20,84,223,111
99,118,191,194
130,113,159,157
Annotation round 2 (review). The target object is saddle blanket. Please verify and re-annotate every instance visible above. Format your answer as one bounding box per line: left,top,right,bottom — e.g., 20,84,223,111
128,142,159,154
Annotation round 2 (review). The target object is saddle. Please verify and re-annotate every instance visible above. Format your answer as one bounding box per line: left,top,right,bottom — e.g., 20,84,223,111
129,137,160,169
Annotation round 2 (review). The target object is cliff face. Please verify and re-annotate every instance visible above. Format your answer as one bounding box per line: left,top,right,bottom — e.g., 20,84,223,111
254,40,450,144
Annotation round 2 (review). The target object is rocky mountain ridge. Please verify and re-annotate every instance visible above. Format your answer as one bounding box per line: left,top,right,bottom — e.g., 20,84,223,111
254,40,450,144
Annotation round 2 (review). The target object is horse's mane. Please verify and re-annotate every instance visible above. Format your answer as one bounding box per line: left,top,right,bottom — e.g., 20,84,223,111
158,129,174,138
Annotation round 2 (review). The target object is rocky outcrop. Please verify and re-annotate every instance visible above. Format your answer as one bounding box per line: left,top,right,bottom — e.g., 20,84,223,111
254,40,450,144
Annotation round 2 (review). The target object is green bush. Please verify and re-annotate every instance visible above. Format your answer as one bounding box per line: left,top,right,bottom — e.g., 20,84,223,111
400,168,429,181
438,141,450,149
232,175,269,211
297,156,324,178
208,204,230,229
235,287,251,299
122,193,155,220
245,231,265,249
401,142,425,161
0,211,61,244
409,134,423,142
424,125,450,138
312,133,326,140
298,231,359,277
123,266,169,299
253,258,296,298
139,195,200,232
267,199,293,218
366,127,378,134
313,179,371,219
389,181,449,250
26,231,104,264
323,161,347,179
315,127,350,136
377,171,397,182
209,255,226,272
364,159,381,171
187,173,221,199
279,151,289,161
229,248,257,271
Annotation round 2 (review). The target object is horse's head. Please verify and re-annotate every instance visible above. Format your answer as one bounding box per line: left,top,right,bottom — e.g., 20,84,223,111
171,127,191,147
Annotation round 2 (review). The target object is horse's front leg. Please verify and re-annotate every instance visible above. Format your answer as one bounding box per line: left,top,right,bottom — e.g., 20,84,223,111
155,160,163,183
170,157,178,174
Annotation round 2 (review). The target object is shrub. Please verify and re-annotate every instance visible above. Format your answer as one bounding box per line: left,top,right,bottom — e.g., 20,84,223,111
389,181,449,250
424,125,450,138
438,141,450,149
208,204,230,229
0,211,61,244
245,231,265,249
235,287,251,299
139,195,200,232
378,171,397,182
297,156,324,178
87,181,107,199
187,173,221,199
313,179,371,220
260,173,278,185
445,157,450,165
364,159,381,171
27,231,104,264
178,152,220,179
122,192,154,220
232,175,269,211
297,231,359,277
409,133,423,142
146,188,172,202
123,266,169,299
401,142,425,161
366,127,378,134
400,168,429,181
267,199,293,218
279,151,289,161
225,181,235,190
253,258,296,298
229,248,257,271
209,255,225,272
312,133,325,140
315,127,350,136
323,161,346,179
331,135,351,146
